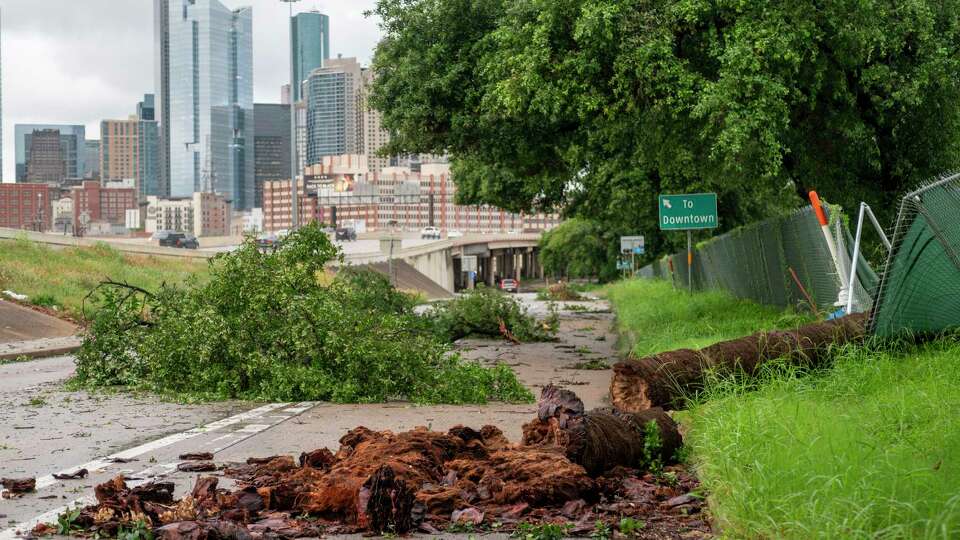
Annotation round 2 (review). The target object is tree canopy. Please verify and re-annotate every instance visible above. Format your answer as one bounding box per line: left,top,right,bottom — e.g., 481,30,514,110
370,0,960,255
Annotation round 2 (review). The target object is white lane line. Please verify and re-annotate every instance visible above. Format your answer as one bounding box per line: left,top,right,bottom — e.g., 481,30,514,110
34,402,290,490
2,401,319,540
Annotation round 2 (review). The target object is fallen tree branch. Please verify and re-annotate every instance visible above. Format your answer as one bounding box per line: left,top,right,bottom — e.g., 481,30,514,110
610,313,869,411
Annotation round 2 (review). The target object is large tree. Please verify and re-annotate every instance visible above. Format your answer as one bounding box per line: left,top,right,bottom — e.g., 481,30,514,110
369,0,960,255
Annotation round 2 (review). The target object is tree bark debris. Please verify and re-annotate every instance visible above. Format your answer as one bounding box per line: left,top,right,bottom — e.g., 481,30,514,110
611,313,868,411
43,389,709,538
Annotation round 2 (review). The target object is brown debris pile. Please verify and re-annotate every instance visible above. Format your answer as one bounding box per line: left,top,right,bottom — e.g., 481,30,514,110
611,313,868,411
50,388,710,539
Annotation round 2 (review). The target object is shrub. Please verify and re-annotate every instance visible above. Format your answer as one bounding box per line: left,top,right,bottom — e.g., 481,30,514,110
536,282,583,301
428,287,558,342
73,223,532,404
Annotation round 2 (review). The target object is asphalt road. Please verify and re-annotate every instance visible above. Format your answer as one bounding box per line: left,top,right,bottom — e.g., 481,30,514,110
0,297,615,538
0,301,77,344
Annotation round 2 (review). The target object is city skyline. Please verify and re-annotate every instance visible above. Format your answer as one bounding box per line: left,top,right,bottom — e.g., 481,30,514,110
0,0,380,183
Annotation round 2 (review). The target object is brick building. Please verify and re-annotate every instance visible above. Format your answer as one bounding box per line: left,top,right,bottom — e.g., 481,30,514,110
69,180,138,228
262,161,561,233
0,183,53,230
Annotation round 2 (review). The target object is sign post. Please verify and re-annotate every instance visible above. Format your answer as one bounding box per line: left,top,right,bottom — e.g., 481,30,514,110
620,236,645,276
658,193,718,293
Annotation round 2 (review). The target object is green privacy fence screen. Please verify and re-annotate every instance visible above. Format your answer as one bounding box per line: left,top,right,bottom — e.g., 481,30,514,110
871,173,960,337
639,206,877,312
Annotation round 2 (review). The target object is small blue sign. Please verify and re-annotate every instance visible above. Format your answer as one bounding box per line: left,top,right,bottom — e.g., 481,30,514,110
633,246,645,255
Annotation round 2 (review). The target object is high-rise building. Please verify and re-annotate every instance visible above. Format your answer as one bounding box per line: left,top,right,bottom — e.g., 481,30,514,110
100,117,140,184
100,95,161,198
291,10,330,103
154,0,254,209
253,103,291,208
138,94,161,197
305,57,363,166
83,140,101,179
360,70,391,176
15,124,86,184
153,0,171,196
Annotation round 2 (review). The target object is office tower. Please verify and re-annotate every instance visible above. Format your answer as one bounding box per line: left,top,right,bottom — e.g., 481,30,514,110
100,117,140,183
360,69,390,176
305,57,363,166
15,124,86,184
291,10,330,102
138,94,161,197
84,140,101,179
253,103,291,208
100,95,161,198
154,0,254,209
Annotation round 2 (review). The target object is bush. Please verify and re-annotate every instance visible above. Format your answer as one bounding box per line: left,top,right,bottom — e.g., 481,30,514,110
72,223,532,404
536,282,583,301
428,287,558,342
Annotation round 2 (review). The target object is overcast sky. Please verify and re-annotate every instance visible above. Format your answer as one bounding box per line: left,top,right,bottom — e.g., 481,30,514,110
0,0,381,182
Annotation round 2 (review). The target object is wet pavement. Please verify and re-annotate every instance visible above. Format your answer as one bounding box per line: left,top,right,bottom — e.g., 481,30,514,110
0,295,618,538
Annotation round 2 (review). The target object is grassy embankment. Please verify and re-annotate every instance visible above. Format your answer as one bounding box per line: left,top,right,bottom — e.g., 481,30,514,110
0,237,209,319
607,278,960,539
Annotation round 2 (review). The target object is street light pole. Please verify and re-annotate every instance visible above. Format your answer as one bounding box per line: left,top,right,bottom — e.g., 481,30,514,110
281,0,300,230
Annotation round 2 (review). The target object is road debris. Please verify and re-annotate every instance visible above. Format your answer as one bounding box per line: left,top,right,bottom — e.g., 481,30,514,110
1,477,35,494
40,389,710,538
179,452,214,461
177,461,217,472
52,469,89,480
611,313,867,411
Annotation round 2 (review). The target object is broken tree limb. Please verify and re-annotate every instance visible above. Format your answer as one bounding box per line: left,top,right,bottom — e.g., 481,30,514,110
611,313,869,412
523,385,683,475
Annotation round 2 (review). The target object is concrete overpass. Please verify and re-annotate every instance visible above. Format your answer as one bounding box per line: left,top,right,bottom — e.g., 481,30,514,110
0,228,544,295
343,233,544,293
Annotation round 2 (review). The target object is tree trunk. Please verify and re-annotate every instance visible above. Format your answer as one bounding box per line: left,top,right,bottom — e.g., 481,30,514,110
610,313,868,412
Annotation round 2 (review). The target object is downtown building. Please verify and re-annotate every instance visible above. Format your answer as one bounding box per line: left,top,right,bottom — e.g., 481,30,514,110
261,156,561,234
100,94,161,198
14,124,86,185
154,0,254,209
253,103,291,209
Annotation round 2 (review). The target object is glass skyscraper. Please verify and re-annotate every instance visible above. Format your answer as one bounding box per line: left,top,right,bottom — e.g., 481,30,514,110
305,57,362,166
291,11,330,103
155,0,254,209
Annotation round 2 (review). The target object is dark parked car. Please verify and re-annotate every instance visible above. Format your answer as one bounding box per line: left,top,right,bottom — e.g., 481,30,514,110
335,227,357,241
155,231,199,249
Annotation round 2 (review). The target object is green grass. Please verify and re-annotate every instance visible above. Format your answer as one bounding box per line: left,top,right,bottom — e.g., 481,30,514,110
0,238,209,319
605,278,809,356
688,339,960,538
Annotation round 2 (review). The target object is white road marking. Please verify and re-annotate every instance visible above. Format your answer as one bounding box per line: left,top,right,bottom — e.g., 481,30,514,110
1,401,319,539
33,403,290,490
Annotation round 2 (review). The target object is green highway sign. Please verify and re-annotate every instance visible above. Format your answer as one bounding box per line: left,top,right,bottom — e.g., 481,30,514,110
658,193,718,231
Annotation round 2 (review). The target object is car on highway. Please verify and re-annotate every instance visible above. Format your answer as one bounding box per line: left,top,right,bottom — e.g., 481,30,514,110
447,230,464,239
500,278,520,293
420,226,441,240
335,227,357,242
154,231,199,249
257,233,279,250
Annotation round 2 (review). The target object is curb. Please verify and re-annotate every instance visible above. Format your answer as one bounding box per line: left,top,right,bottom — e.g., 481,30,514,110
0,337,83,361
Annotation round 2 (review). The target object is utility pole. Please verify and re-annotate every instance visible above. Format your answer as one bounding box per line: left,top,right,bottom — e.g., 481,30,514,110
281,0,301,230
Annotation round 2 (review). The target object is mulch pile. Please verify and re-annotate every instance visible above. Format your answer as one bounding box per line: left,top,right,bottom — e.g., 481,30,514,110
39,387,711,539
611,313,868,411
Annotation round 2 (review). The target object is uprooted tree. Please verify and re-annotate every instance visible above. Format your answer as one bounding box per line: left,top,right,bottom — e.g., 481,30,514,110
73,223,533,404
611,314,868,411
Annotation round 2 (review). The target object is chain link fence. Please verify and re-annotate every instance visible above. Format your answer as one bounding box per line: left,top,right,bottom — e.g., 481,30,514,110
639,206,877,313
871,172,960,337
